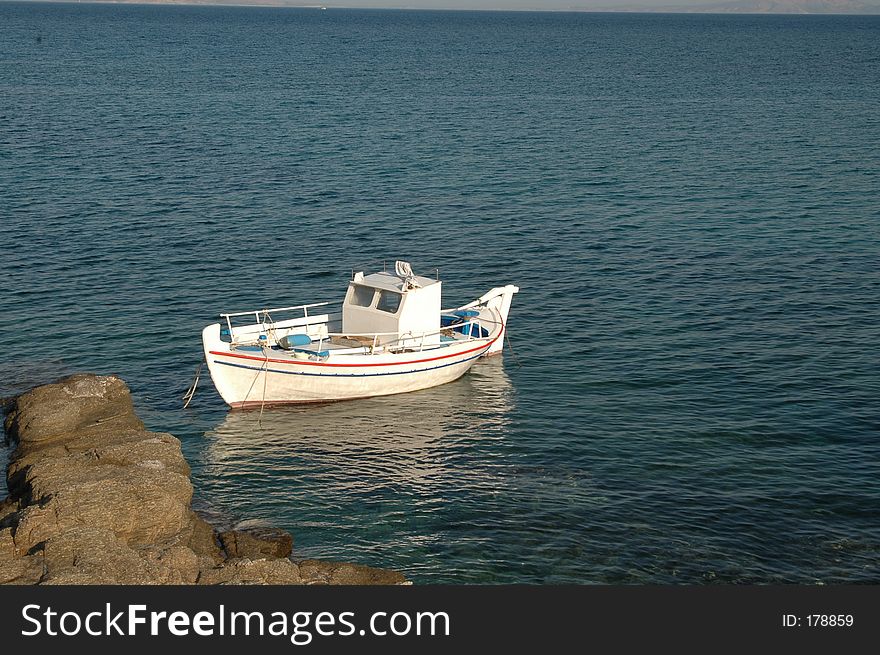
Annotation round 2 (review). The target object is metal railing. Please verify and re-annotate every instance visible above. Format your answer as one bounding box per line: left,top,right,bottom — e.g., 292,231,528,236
220,302,336,340
313,312,502,356
320,318,491,355
221,300,501,357
231,315,498,357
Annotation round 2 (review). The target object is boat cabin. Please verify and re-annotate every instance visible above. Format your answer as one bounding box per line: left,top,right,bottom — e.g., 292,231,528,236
342,269,441,346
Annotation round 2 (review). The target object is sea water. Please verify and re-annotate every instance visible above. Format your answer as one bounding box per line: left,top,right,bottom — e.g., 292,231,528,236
1,3,878,583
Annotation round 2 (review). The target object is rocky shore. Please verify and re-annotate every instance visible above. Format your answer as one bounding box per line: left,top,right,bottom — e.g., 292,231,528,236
0,374,406,585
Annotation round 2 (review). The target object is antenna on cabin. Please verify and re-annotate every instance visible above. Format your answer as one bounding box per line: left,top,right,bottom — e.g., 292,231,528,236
394,260,421,290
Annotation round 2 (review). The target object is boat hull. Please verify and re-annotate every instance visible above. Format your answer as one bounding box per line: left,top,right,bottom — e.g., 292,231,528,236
201,283,518,408
202,324,495,408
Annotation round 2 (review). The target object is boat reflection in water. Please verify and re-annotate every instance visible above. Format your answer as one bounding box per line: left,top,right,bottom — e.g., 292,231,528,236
200,358,515,568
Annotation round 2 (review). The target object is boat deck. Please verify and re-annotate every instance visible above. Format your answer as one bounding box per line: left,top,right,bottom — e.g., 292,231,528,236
229,330,467,360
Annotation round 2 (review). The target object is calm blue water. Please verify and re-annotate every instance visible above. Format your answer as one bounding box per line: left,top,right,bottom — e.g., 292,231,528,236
2,3,879,583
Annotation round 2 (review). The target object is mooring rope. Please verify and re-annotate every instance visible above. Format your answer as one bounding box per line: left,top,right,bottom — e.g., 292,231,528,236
182,360,203,409
241,349,269,408
259,348,269,429
504,324,522,368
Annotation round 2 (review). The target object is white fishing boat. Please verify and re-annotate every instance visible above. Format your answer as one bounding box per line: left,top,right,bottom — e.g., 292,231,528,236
201,261,519,408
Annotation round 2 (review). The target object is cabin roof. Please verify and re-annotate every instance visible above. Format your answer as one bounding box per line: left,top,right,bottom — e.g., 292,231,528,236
353,271,440,293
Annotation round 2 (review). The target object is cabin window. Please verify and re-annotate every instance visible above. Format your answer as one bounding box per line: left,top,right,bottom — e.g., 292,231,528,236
376,290,402,314
350,285,375,307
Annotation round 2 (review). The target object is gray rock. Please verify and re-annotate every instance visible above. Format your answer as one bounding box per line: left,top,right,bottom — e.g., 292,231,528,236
0,528,14,560
11,463,193,552
219,527,294,560
298,559,408,585
40,527,154,585
0,374,406,586
198,559,303,585
141,544,200,584
3,374,143,445
0,554,45,585
0,497,17,529
33,526,199,585
180,512,226,565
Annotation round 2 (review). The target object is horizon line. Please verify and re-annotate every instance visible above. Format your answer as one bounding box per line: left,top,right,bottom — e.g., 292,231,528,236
6,0,880,17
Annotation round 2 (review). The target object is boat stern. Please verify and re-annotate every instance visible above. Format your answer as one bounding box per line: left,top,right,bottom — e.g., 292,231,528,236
457,284,518,356
484,284,518,355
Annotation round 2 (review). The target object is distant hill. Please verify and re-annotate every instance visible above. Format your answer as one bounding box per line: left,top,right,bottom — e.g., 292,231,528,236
573,0,880,13
621,0,880,13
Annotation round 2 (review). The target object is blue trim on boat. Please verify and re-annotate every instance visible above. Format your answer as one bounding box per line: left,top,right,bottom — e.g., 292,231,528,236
454,323,489,338
213,349,488,378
